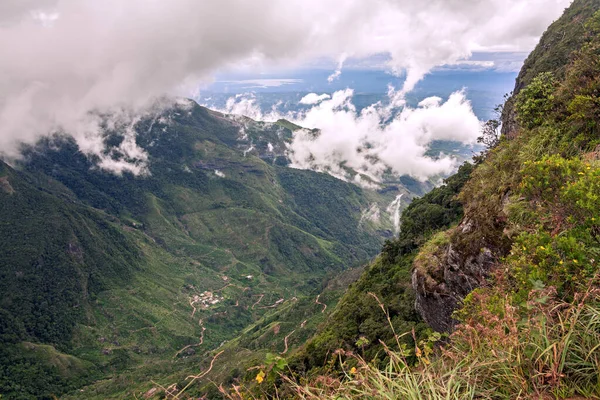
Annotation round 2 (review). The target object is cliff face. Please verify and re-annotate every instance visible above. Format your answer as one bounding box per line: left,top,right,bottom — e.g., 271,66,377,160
413,0,600,333
412,221,494,332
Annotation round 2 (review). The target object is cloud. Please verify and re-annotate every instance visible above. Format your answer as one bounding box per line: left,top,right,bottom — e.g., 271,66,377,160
219,79,302,88
222,93,283,122
0,0,572,172
290,90,481,181
218,88,481,182
328,53,348,83
299,93,331,105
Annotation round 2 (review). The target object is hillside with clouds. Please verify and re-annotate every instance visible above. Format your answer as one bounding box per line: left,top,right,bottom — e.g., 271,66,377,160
1,1,591,399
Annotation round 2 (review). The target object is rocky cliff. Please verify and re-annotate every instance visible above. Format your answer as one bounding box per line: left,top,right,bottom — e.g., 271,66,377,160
413,0,600,332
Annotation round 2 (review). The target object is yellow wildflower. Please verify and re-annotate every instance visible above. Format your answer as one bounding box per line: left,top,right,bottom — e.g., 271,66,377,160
350,367,357,374
256,370,265,384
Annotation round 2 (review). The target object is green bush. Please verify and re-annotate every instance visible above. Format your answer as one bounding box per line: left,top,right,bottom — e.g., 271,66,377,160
505,156,600,302
515,72,558,130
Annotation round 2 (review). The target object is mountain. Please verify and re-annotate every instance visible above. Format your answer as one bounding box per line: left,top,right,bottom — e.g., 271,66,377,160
502,0,600,137
0,98,432,399
272,1,600,399
9,3,595,397
413,0,600,334
285,162,474,376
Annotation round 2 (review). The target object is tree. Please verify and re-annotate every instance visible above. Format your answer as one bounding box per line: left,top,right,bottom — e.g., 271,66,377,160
477,102,504,151
477,118,501,149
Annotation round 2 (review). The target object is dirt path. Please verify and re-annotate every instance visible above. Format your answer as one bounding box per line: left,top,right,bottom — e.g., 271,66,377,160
251,294,264,309
315,294,327,313
174,319,206,359
280,330,296,355
216,283,233,292
259,298,284,309
189,297,200,318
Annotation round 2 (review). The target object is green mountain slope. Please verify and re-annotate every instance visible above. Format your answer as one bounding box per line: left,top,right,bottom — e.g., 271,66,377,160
288,163,474,376
277,2,600,399
502,0,600,136
0,100,419,399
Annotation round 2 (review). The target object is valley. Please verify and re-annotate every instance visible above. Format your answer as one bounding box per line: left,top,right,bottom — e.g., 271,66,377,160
3,1,596,398
0,100,429,399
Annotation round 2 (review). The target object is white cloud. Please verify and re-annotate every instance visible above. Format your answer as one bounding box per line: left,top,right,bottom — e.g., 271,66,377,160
0,0,572,171
219,79,302,88
218,88,481,182
299,93,331,105
95,118,150,176
328,53,348,83
289,90,481,181
445,60,496,69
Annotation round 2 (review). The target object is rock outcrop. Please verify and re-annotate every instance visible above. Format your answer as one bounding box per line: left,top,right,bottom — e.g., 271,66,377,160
412,219,495,332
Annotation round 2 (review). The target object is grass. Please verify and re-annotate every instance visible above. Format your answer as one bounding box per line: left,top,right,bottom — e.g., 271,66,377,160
205,275,598,400
280,279,600,400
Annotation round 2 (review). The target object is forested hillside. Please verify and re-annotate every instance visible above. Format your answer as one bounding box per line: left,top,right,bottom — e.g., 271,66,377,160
2,0,590,399
0,101,414,399
258,1,600,399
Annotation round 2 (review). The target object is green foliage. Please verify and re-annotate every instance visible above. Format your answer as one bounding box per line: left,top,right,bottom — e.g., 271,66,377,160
501,0,600,136
0,165,139,349
0,343,96,400
514,0,600,88
390,162,474,255
289,163,474,377
551,10,600,151
504,156,600,302
515,72,558,129
276,167,379,257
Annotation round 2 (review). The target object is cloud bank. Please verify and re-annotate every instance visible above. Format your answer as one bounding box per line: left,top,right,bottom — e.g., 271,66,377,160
218,88,481,182
0,0,572,173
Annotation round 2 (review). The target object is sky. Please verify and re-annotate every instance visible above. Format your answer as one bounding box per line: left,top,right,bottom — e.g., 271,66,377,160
0,0,573,179
211,51,532,79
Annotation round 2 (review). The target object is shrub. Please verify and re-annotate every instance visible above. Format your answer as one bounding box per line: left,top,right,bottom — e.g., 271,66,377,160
515,72,558,130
